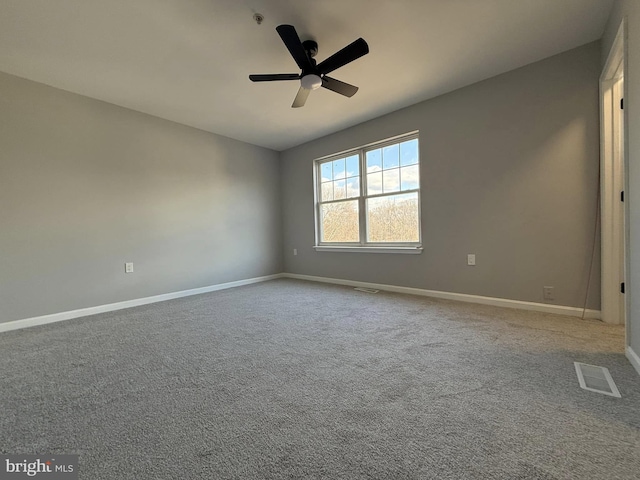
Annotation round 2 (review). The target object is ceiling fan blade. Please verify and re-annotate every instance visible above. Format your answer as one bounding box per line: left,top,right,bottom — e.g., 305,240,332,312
276,24,313,72
316,38,369,75
292,87,311,108
321,76,359,97
249,74,300,82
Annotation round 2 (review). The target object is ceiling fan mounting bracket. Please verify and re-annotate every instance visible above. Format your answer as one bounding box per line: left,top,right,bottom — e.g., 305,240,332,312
302,40,318,58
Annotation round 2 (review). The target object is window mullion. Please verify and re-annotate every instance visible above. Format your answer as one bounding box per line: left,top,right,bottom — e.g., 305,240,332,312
359,149,367,246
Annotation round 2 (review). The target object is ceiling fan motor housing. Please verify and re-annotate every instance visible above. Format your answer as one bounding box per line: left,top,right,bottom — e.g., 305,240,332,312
301,40,320,84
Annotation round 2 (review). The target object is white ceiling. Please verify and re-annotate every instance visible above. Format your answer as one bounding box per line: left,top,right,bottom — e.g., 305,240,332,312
0,0,613,151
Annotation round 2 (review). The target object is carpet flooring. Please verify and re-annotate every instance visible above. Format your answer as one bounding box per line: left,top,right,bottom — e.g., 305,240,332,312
1,278,639,479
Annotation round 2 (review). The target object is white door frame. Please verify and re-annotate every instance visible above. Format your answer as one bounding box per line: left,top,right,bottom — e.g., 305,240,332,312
600,20,627,328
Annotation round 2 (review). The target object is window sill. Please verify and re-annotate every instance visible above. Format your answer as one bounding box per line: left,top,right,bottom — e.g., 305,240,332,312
313,246,423,254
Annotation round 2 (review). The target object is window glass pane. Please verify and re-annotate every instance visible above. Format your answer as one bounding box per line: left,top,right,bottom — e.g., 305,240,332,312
346,155,359,177
383,168,400,193
321,181,333,201
321,200,359,243
400,139,419,166
333,180,346,199
320,162,332,182
333,158,346,179
346,176,360,198
366,193,419,243
366,149,382,173
400,165,419,191
383,144,399,169
367,171,382,195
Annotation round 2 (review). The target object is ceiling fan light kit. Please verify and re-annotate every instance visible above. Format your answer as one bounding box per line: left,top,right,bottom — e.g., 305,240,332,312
300,74,322,90
249,24,369,108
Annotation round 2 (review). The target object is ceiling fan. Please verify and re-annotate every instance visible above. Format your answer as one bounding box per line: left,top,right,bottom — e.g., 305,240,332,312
249,24,369,108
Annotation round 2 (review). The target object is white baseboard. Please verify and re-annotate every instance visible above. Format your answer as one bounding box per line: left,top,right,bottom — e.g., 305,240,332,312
282,273,602,319
0,273,285,334
1,272,604,334
627,346,640,377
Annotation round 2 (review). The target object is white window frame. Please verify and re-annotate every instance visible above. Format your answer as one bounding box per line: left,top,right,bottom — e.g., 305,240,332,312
313,132,423,254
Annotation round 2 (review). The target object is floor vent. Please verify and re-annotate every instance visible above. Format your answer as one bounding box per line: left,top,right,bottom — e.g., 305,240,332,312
354,287,379,294
574,362,621,398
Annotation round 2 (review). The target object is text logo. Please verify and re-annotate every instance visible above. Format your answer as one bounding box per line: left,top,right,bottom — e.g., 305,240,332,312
0,456,78,480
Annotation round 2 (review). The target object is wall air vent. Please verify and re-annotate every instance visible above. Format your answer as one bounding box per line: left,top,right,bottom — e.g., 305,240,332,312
354,287,379,294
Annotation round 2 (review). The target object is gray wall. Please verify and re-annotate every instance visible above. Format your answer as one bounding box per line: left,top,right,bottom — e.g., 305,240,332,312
281,42,601,309
0,71,283,323
603,1,640,356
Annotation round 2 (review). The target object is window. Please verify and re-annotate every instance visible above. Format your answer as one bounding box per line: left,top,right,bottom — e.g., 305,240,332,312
314,132,421,253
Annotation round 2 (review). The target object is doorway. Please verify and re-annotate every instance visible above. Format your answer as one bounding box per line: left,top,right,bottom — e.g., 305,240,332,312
600,20,627,329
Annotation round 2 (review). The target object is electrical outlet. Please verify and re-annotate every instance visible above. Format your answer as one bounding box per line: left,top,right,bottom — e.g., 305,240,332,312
543,286,554,301
125,262,134,273
293,248,297,256
467,254,476,266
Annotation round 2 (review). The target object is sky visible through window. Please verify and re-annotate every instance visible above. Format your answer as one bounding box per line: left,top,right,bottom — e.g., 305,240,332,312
320,139,418,201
